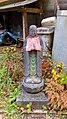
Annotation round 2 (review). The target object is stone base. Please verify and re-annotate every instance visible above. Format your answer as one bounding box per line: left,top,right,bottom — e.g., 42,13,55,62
22,78,44,93
16,88,48,109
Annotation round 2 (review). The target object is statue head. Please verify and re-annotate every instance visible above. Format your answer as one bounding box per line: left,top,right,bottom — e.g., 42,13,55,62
29,25,37,37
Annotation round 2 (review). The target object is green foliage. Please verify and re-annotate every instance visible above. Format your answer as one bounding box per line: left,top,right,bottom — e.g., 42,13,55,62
44,62,67,112
60,72,67,84
26,102,32,113
52,62,67,85
0,64,20,117
58,113,66,119
0,45,24,117
42,105,47,112
42,56,53,79
2,45,24,81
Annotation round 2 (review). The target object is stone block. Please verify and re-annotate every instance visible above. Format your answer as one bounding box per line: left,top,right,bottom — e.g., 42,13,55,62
16,88,48,109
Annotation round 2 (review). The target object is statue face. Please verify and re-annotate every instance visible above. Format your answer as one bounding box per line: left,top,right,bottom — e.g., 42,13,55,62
29,25,37,37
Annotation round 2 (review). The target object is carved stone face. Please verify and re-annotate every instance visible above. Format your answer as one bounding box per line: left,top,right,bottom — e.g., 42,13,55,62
29,25,37,37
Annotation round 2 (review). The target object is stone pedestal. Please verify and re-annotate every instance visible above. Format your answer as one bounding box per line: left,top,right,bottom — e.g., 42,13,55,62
22,76,44,93
16,88,48,109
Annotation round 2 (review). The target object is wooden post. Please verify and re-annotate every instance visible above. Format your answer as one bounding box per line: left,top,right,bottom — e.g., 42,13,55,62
22,7,43,40
22,12,28,41
3,14,6,29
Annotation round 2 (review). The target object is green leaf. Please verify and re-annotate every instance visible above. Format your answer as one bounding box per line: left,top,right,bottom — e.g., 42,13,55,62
27,109,31,113
26,102,32,108
42,105,47,112
29,102,32,107
12,54,17,59
8,97,16,103
60,78,67,84
60,71,67,84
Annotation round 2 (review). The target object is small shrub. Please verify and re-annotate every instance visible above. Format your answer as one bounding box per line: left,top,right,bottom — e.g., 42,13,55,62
3,45,24,81
0,45,24,117
42,56,53,79
45,62,67,112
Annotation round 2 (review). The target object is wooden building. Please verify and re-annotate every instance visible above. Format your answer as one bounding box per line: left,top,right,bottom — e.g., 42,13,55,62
0,0,43,40
0,0,67,40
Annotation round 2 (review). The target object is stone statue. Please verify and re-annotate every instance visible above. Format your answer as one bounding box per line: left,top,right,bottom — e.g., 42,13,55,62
22,25,44,93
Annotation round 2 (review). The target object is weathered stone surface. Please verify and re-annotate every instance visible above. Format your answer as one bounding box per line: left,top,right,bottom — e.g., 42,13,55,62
52,10,67,70
37,26,54,56
16,88,48,109
16,25,48,108
23,25,44,94
22,78,44,93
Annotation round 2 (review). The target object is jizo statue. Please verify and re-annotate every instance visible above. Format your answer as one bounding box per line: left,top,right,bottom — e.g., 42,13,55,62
22,25,44,93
